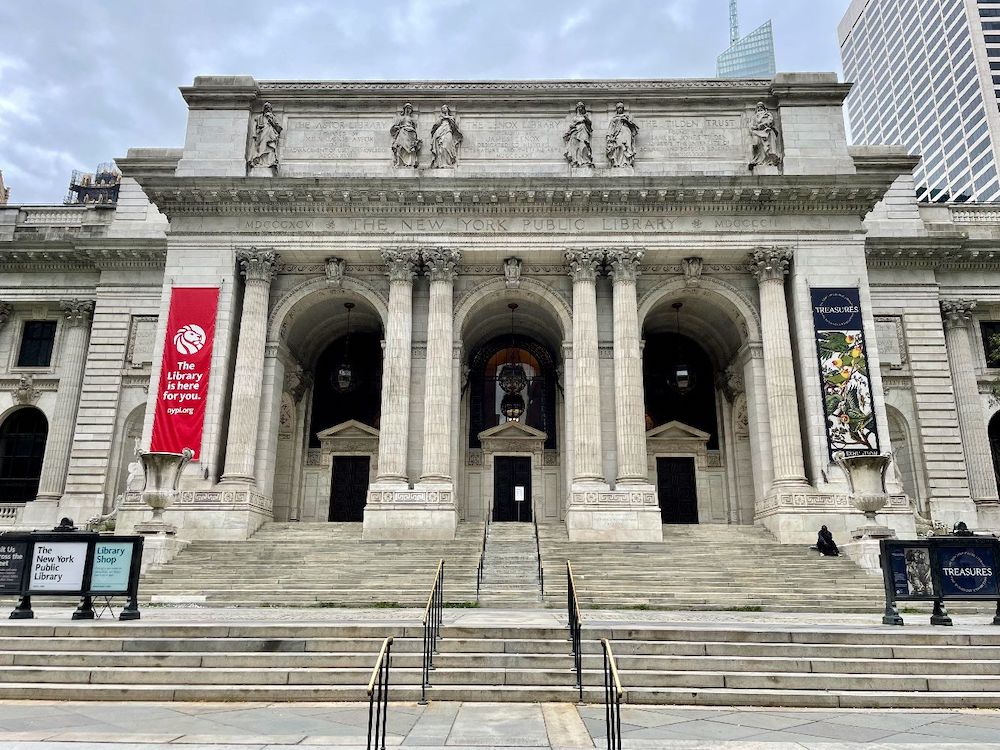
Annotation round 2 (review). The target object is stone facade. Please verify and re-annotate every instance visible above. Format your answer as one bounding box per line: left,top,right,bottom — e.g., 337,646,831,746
0,73,996,547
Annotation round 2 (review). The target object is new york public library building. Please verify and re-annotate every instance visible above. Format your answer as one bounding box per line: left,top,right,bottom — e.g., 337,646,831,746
2,71,1000,555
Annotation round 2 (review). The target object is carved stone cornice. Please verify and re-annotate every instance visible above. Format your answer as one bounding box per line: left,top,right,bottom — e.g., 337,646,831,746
606,248,643,285
748,246,793,284
422,247,461,282
940,299,976,330
59,299,94,326
381,248,419,283
236,247,279,284
565,249,604,283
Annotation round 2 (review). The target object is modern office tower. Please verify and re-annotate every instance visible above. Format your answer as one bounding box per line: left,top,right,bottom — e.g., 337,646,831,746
717,0,777,78
840,0,1000,203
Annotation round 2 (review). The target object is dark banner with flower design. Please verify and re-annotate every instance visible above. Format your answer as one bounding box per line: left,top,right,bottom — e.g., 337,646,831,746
811,287,880,458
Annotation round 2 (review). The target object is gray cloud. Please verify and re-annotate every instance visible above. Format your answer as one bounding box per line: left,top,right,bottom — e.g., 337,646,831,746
0,0,848,204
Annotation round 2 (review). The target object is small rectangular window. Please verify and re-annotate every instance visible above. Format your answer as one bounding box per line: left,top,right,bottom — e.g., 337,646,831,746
16,321,57,368
982,322,1000,367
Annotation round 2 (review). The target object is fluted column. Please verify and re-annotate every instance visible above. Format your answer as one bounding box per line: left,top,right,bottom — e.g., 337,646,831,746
608,248,649,484
221,247,278,483
420,247,460,484
748,247,808,488
374,248,419,485
36,300,94,502
941,300,999,504
566,249,605,483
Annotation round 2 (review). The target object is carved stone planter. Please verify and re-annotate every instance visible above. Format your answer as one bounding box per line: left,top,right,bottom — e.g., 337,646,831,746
134,449,193,536
833,452,895,540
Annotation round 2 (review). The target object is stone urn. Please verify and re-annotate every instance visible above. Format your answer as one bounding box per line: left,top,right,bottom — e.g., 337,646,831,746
136,448,193,535
833,452,895,539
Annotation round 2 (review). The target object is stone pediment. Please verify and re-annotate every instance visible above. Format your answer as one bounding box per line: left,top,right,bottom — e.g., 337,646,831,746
646,420,710,442
316,420,379,440
478,421,547,442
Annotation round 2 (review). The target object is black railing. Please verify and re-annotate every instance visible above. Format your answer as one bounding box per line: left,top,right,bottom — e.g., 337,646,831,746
366,636,392,750
476,520,488,601
567,561,583,703
419,559,445,705
533,501,544,595
601,638,623,750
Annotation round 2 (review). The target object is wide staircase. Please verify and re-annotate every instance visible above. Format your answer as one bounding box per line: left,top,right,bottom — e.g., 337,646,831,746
476,523,543,608
139,522,482,607
539,523,886,613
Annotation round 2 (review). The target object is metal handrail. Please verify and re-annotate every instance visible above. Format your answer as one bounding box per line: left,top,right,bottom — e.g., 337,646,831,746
601,638,623,750
567,561,583,703
476,521,488,600
532,500,544,595
419,559,445,705
366,636,393,750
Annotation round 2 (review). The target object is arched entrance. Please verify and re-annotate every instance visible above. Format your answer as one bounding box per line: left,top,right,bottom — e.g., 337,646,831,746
0,407,48,503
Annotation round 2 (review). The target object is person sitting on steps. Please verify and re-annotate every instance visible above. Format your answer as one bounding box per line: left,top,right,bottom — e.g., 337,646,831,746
813,525,840,556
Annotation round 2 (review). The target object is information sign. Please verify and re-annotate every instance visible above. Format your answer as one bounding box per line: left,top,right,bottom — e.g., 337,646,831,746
886,544,935,600
514,486,525,503
89,541,135,594
28,541,88,592
0,541,27,594
937,544,999,599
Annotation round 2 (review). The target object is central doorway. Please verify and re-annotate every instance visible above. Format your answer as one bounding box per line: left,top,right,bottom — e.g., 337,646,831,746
329,456,370,522
493,456,532,522
657,457,698,523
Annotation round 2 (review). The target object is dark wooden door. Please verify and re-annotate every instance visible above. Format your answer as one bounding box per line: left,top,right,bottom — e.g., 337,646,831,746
657,457,698,524
493,456,532,522
329,456,370,522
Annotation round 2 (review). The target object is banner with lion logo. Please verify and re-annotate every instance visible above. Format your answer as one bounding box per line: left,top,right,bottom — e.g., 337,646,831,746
150,287,219,459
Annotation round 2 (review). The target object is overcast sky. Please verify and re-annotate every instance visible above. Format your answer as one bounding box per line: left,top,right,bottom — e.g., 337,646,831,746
0,0,850,204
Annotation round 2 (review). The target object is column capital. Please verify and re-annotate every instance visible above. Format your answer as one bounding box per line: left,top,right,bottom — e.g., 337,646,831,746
748,246,793,284
0,302,12,330
422,247,461,282
941,299,977,329
606,248,643,285
59,299,94,327
236,247,279,284
565,248,605,282
381,248,420,283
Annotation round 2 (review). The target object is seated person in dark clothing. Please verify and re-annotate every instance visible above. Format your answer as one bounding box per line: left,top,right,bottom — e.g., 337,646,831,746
815,525,840,556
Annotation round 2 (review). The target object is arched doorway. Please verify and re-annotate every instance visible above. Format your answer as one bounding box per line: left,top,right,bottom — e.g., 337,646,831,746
887,406,924,515
0,408,48,503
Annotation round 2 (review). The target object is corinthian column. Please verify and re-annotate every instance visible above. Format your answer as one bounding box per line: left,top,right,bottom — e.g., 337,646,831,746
221,247,278,483
566,249,605,484
36,300,94,502
374,248,419,485
748,247,808,488
607,248,649,484
419,247,460,484
941,300,999,504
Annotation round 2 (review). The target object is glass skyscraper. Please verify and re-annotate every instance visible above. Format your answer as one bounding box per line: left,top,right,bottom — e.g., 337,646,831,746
717,20,777,79
840,0,1000,203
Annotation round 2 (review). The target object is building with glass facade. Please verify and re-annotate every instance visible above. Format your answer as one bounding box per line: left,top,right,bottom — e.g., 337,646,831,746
717,20,777,79
840,0,1000,203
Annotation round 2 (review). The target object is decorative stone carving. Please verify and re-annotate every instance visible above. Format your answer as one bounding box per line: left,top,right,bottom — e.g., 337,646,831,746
325,257,346,288
748,102,782,171
563,102,594,167
941,299,976,329
381,248,420,282
422,247,461,281
0,303,11,330
278,393,295,437
748,246,792,283
606,102,639,168
11,375,38,405
717,365,745,402
565,248,604,281
285,363,310,403
682,257,704,287
236,247,278,283
503,257,522,289
606,248,643,284
137,448,194,535
247,102,282,173
430,105,463,168
59,299,94,326
390,102,421,168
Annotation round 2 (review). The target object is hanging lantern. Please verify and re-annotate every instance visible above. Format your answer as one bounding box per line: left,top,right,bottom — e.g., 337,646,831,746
668,302,696,396
500,302,528,420
332,302,357,393
498,361,528,395
501,392,526,421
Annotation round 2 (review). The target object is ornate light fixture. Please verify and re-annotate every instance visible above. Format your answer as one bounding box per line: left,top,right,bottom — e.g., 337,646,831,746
499,303,527,421
332,302,357,393
668,302,696,396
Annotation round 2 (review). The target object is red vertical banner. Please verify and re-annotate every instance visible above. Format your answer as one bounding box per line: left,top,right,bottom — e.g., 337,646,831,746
150,287,220,460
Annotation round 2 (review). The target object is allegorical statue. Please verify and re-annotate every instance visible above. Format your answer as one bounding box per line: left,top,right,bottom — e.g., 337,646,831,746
606,102,639,168
748,101,783,170
563,102,594,168
430,105,463,168
390,102,421,168
247,102,282,172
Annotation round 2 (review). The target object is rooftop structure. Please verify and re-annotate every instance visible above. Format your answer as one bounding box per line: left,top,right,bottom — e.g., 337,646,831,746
717,1,776,79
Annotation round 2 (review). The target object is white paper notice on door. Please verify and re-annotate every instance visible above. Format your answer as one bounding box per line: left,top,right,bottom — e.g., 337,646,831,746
514,486,525,503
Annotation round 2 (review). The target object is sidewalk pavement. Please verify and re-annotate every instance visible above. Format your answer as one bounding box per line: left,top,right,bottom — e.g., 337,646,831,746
0,701,1000,748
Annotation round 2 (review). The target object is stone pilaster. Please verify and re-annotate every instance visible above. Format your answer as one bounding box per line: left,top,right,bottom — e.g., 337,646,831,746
607,248,649,484
0,302,12,330
419,247,460,484
748,247,808,489
221,247,278,484
941,299,999,505
35,300,94,503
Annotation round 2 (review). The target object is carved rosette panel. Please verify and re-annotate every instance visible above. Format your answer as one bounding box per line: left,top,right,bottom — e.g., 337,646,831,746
747,247,793,284
565,249,604,282
237,247,279,284
570,490,657,506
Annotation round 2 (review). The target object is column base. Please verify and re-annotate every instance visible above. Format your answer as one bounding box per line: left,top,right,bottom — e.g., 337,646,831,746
928,497,980,531
139,534,191,575
116,487,273,541
19,499,60,530
362,482,457,541
840,537,886,577
756,489,915,544
975,502,1000,535
565,482,662,542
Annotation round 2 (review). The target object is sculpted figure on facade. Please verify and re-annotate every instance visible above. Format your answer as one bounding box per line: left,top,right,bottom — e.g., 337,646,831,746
564,102,594,168
682,257,704,287
503,257,522,289
606,102,639,168
748,102,782,171
390,103,421,168
430,105,463,168
12,374,38,405
325,257,346,288
247,102,282,173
